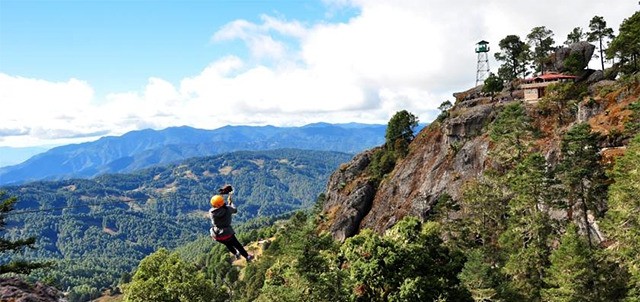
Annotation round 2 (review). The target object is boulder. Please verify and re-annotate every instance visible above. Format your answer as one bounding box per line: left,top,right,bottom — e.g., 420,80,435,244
0,277,65,302
545,41,595,73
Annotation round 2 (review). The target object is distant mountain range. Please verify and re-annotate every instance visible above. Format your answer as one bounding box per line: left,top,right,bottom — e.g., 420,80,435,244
0,123,399,186
0,146,49,168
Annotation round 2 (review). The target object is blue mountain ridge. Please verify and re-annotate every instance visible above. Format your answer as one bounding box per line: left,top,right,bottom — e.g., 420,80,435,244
0,123,407,186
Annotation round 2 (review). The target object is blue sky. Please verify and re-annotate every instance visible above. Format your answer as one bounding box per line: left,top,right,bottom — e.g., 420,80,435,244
0,1,354,97
0,0,638,151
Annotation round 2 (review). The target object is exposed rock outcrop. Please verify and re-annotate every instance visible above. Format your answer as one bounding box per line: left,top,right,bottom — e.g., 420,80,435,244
321,149,377,242
360,106,493,234
0,277,65,302
544,41,595,73
323,99,497,239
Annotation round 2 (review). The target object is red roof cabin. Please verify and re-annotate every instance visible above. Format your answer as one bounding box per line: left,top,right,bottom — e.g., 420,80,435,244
520,72,577,101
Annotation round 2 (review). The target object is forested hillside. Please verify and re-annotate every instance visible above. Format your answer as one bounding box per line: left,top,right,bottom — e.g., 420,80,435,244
118,75,640,302
0,123,388,186
116,11,640,302
0,149,352,301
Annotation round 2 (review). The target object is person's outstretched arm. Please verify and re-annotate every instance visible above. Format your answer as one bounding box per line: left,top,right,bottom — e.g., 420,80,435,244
227,192,238,213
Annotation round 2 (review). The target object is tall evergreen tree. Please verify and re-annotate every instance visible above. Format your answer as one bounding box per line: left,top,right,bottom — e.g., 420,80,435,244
556,123,608,248
587,15,615,71
607,11,640,75
458,249,500,302
455,176,509,257
0,191,47,275
542,224,598,302
488,102,533,172
500,153,555,301
495,35,530,80
527,26,556,74
602,134,640,301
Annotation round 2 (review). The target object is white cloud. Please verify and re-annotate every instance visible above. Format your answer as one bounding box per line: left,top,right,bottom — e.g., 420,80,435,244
1,0,638,147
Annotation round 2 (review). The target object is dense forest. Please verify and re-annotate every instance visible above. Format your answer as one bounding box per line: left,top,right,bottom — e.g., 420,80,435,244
0,149,353,301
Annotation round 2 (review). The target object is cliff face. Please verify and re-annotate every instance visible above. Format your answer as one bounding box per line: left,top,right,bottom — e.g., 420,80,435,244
322,77,640,240
0,277,65,302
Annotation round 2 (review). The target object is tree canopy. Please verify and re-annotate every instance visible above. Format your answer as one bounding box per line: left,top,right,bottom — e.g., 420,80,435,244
587,15,615,71
527,26,556,74
495,35,530,80
607,11,640,75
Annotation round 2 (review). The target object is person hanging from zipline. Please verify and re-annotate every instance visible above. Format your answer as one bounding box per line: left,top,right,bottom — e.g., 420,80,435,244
209,185,254,262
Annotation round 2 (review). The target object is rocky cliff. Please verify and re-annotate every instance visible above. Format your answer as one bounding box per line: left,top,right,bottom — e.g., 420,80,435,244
0,277,66,302
321,75,640,241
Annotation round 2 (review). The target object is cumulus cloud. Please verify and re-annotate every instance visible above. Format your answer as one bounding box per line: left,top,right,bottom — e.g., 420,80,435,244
1,0,637,147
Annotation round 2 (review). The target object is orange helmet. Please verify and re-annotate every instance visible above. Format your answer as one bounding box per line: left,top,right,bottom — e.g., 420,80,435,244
210,195,224,208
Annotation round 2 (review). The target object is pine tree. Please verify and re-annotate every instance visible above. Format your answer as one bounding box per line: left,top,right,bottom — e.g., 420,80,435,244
500,153,555,301
603,134,640,301
587,15,615,71
495,35,530,80
565,27,585,45
542,224,598,302
556,123,608,247
0,191,47,275
488,101,533,172
385,110,419,157
458,249,500,302
527,26,556,74
482,73,504,100
606,11,640,75
455,176,509,256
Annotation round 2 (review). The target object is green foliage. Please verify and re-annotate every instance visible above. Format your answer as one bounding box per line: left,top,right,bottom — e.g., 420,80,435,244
527,26,556,74
500,153,556,301
385,110,419,153
587,15,616,71
556,123,608,247
437,100,453,121
625,100,640,137
564,52,588,75
538,81,585,126
495,35,530,80
565,27,585,45
236,211,347,302
538,223,626,302
458,249,500,302
542,224,598,302
0,192,47,275
1,149,351,294
341,218,471,302
123,248,224,302
368,147,397,184
488,102,533,172
453,176,509,255
603,134,640,299
482,73,504,97
369,110,418,184
607,11,640,75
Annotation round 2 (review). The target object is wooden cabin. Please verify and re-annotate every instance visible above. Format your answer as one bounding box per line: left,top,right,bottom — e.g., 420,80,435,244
520,72,577,101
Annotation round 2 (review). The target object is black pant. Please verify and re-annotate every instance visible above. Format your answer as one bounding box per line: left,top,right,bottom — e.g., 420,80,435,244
218,234,249,258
